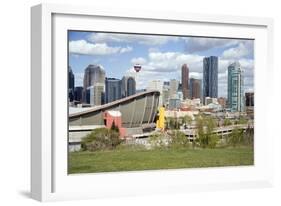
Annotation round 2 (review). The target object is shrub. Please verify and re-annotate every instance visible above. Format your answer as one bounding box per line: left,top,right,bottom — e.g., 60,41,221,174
208,133,219,149
81,128,122,152
166,117,180,130
227,126,254,147
169,130,190,149
196,115,219,148
223,118,232,126
237,116,248,125
148,133,166,149
111,120,119,132
244,127,254,146
227,127,244,147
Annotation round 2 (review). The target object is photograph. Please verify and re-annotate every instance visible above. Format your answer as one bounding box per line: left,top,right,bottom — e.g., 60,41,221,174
67,31,254,174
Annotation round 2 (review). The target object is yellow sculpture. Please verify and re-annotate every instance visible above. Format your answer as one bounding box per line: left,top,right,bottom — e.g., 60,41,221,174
156,106,165,130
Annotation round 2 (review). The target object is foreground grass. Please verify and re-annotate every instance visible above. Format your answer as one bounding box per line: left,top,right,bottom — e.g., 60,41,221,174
68,147,254,174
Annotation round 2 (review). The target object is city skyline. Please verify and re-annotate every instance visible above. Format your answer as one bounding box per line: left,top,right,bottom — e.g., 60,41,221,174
69,31,254,97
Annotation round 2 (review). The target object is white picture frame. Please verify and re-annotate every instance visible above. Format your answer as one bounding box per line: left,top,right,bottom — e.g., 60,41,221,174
31,3,274,202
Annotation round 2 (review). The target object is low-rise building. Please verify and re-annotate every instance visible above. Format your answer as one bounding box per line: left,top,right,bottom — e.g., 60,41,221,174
168,98,181,110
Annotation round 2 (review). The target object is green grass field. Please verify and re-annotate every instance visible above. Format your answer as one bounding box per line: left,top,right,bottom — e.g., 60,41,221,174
68,147,254,174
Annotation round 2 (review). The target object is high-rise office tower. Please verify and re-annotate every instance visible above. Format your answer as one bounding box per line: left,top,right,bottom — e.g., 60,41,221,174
68,66,75,102
85,86,92,104
169,79,179,98
82,64,105,104
203,56,218,102
181,64,189,99
86,85,104,106
147,80,164,107
105,77,122,103
245,92,254,107
93,83,105,105
227,61,244,112
121,76,136,98
168,98,181,110
190,78,202,99
74,86,83,103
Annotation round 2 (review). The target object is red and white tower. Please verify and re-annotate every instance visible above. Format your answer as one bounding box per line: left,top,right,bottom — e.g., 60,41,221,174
133,64,142,90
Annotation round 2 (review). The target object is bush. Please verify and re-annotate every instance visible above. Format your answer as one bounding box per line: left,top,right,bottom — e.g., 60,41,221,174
227,127,244,147
223,118,232,126
208,134,219,149
227,126,254,147
237,117,248,125
148,133,166,149
196,115,219,148
166,117,180,130
81,128,122,151
111,120,119,132
244,127,254,146
169,130,190,149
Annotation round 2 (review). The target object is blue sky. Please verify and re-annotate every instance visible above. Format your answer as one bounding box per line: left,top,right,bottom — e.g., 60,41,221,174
68,31,254,97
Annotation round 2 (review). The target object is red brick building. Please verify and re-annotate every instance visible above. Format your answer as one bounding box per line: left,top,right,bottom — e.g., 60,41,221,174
103,110,126,138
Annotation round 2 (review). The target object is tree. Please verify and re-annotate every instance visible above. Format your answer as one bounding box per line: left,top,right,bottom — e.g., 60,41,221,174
196,115,219,148
182,115,193,128
227,127,244,147
208,133,219,149
165,117,171,129
81,128,122,151
244,126,254,146
224,118,232,126
169,118,176,129
175,118,180,129
111,120,119,132
237,116,248,125
170,130,190,149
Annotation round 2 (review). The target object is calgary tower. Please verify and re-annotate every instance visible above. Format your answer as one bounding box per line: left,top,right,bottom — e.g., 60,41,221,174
134,64,142,73
133,64,142,90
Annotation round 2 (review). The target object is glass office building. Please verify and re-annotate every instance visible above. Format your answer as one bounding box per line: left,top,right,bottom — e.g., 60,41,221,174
82,64,105,103
227,62,245,112
203,56,218,103
105,77,122,103
190,78,202,100
121,76,136,98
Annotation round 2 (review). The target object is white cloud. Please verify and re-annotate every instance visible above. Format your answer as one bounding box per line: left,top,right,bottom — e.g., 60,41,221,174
88,33,178,45
69,40,132,55
148,47,160,53
147,52,203,73
120,46,133,53
222,43,249,59
189,72,202,79
185,37,238,53
131,57,147,65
